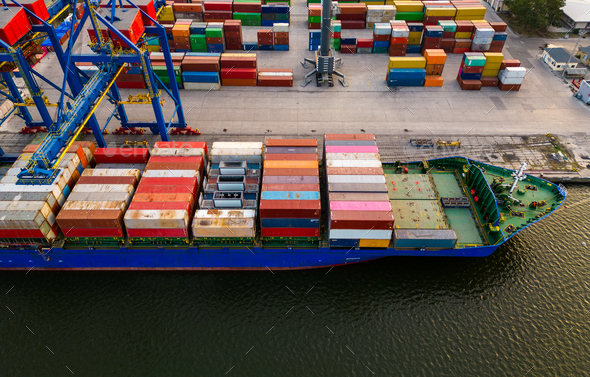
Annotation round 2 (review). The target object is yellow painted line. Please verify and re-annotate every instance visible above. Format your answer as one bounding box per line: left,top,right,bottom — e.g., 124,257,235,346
52,64,124,168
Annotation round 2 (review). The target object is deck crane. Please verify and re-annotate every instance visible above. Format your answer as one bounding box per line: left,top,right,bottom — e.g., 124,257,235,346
0,0,187,184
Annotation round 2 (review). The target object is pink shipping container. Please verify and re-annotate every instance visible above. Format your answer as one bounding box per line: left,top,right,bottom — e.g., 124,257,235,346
324,146,380,154
329,201,392,211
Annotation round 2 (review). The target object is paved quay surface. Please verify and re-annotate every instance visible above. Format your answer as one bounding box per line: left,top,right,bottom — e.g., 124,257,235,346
0,0,589,181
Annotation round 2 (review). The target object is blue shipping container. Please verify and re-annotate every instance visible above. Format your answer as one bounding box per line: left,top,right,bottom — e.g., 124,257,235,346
185,52,221,57
260,191,320,200
387,79,426,87
340,38,356,45
492,32,507,41
242,42,257,51
274,44,289,51
406,44,421,53
388,68,427,80
460,72,482,80
262,20,275,27
329,238,360,248
373,41,390,48
258,44,274,51
425,30,443,38
182,71,219,83
275,5,290,13
207,44,225,52
261,5,274,13
261,218,321,228
309,31,321,39
309,45,320,51
309,38,321,45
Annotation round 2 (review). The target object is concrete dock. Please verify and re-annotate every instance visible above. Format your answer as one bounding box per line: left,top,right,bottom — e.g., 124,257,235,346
0,0,589,182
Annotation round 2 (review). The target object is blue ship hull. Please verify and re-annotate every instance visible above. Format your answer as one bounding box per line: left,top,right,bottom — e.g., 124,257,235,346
0,245,500,270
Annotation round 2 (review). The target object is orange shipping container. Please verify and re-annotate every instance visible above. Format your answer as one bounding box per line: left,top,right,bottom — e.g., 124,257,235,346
133,192,195,203
423,49,447,65
221,78,257,86
266,139,317,147
424,75,444,87
264,160,319,169
263,168,319,176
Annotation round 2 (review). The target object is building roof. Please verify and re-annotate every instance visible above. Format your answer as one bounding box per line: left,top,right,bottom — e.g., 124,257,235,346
562,0,590,23
579,46,590,55
546,47,579,63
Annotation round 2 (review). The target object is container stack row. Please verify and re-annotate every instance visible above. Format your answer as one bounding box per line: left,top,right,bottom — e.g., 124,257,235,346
324,134,394,248
260,139,321,244
421,24,443,54
224,19,243,50
204,0,233,22
331,20,341,51
480,52,503,86
233,0,263,26
151,52,184,89
366,5,396,28
387,56,427,87
56,148,145,245
199,142,262,211
257,68,294,87
220,53,257,86
457,52,486,90
0,142,94,245
335,3,367,29
423,49,446,87
123,142,206,245
194,142,261,244
181,52,222,91
389,21,409,56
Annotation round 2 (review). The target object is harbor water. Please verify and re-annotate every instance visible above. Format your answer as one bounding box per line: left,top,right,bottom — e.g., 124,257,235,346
1,185,589,376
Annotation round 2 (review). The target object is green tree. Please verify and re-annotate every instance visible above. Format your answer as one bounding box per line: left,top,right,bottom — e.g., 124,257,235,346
504,0,565,32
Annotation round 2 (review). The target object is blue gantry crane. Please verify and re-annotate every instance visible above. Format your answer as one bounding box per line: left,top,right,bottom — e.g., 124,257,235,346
0,0,186,183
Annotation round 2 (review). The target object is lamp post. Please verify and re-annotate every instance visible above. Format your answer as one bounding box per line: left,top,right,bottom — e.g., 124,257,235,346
562,30,587,77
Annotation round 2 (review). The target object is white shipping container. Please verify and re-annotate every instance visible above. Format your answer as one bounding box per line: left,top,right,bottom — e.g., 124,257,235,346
192,217,256,238
211,142,263,150
326,160,382,168
499,76,524,85
195,209,256,219
500,67,527,79
258,71,293,77
474,28,495,38
210,152,262,164
183,82,221,91
67,191,132,203
391,28,409,38
72,184,135,194
325,152,381,160
329,229,393,240
327,175,386,184
273,23,289,32
124,210,189,229
472,37,493,44
0,200,46,212
62,201,127,211
82,169,141,179
374,25,392,35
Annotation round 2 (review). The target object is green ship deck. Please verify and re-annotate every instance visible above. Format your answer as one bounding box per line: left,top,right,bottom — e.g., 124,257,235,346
383,157,566,249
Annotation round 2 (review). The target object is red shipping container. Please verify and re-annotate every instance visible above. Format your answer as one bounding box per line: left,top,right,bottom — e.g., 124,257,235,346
133,192,195,203
8,0,49,25
460,61,484,74
330,32,341,39
480,76,499,87
262,184,320,192
373,34,390,42
264,154,316,161
226,44,243,51
457,76,482,90
258,77,293,87
266,139,317,147
388,49,407,57
109,9,145,48
0,228,45,238
340,45,357,53
308,23,321,29
329,211,394,230
136,185,196,195
65,228,125,238
148,156,204,164
128,201,192,211
337,13,365,21
77,176,138,186
390,37,408,44
94,148,150,163
204,1,233,11
145,161,201,171
500,60,521,69
498,82,520,91
206,37,224,44
259,200,321,218
263,168,318,176
220,55,257,68
257,37,273,45
0,7,32,45
139,177,198,190
489,22,507,32
443,31,455,39
221,68,257,80
340,20,365,29
356,39,374,48
261,228,320,238
453,47,470,54
127,228,189,238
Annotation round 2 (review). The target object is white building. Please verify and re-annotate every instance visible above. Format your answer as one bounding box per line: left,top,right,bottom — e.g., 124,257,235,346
542,46,580,71
561,0,590,30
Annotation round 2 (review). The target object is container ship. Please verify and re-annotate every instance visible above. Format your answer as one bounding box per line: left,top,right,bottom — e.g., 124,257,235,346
0,134,566,270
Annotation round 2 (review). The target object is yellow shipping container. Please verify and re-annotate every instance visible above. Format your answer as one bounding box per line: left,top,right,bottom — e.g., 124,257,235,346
385,0,395,4
264,160,319,169
481,68,500,77
424,8,456,17
483,62,502,70
483,52,504,63
455,31,472,39
393,1,424,12
455,7,486,16
359,239,390,248
148,46,161,53
388,56,427,69
408,31,422,44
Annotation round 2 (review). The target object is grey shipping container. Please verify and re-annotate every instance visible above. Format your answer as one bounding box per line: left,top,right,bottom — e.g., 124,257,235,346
393,229,458,249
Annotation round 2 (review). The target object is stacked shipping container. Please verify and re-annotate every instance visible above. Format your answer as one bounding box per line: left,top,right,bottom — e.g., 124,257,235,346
366,5,396,28
324,134,394,248
260,139,321,243
389,21,409,56
0,142,94,244
423,49,445,87
224,19,243,50
124,142,205,244
220,53,257,86
181,52,222,91
387,56,427,86
56,148,143,245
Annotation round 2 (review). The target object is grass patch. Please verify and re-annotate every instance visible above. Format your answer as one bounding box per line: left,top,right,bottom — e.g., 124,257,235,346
498,13,562,38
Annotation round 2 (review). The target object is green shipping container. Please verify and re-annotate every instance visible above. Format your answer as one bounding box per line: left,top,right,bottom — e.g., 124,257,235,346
191,43,208,52
275,13,289,21
190,35,206,44
308,16,321,23
395,12,424,21
205,28,223,38
147,38,160,46
464,56,487,67
372,47,389,53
